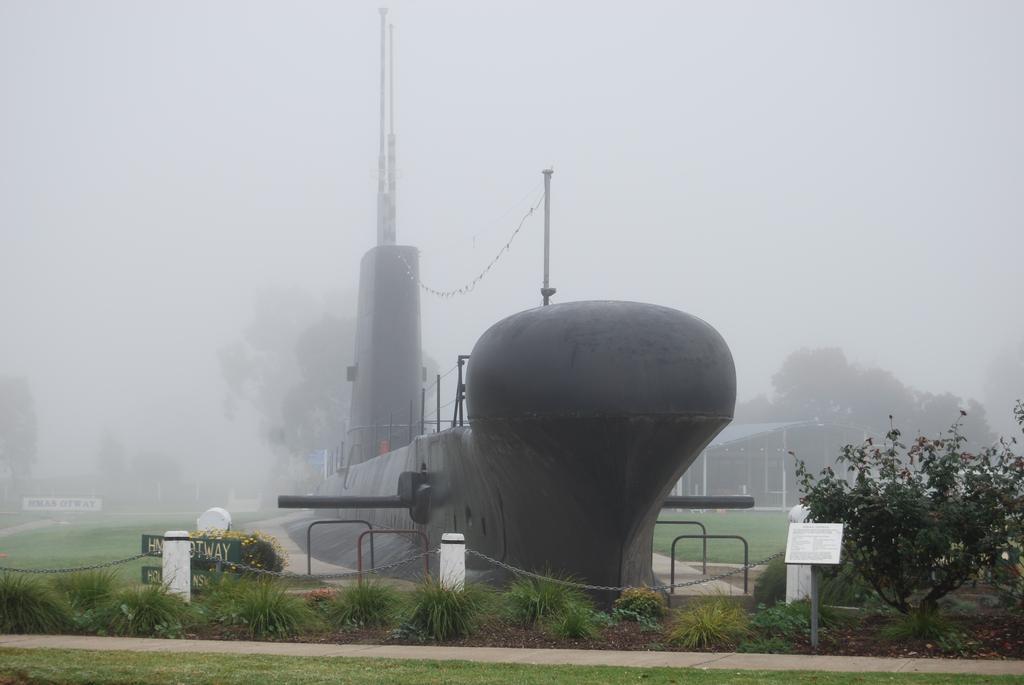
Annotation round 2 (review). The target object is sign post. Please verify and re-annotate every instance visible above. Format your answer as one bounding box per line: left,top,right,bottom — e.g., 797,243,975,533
785,522,844,649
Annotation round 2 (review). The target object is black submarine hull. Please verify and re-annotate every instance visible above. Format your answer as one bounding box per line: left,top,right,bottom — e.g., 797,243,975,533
285,301,736,596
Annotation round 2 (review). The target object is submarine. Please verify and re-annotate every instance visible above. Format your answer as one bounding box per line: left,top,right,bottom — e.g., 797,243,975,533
278,9,746,597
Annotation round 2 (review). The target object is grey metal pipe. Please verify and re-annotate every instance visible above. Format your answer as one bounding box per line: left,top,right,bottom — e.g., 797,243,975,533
278,495,405,510
662,495,755,509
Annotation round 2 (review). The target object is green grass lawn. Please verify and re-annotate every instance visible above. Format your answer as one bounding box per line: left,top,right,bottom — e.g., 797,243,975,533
653,510,789,564
0,511,282,583
0,649,1019,685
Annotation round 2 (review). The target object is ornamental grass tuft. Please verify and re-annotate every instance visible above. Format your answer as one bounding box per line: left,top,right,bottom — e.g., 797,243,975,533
545,603,600,640
882,604,955,641
327,581,401,629
668,596,750,649
0,572,69,634
406,578,490,641
215,579,318,639
98,584,192,637
51,569,118,611
503,574,590,626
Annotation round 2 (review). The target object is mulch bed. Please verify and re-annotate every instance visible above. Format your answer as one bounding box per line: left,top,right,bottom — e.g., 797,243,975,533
185,610,1024,660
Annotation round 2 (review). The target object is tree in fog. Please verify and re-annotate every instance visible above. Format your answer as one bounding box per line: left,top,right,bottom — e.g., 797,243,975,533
738,347,995,445
219,287,355,461
94,431,126,475
985,338,1024,439
0,376,37,479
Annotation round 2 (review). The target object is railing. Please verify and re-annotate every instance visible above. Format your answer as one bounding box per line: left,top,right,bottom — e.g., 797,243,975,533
356,528,430,582
655,520,707,574
306,519,374,575
669,533,750,594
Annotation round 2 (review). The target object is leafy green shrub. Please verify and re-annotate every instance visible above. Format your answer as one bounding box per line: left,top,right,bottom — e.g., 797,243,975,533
327,581,401,629
881,604,956,641
750,599,844,641
0,573,69,634
753,557,787,607
737,636,792,653
668,597,750,649
51,570,118,611
205,579,316,639
546,603,599,640
613,588,667,622
406,579,490,641
503,575,589,626
797,412,1024,616
99,584,191,637
750,602,808,640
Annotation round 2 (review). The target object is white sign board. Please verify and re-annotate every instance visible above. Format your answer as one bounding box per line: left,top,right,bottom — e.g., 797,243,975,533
785,522,844,565
22,497,103,512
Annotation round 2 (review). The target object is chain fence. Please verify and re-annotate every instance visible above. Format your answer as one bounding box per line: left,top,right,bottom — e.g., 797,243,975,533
0,545,784,594
0,551,158,575
191,550,437,581
466,548,785,593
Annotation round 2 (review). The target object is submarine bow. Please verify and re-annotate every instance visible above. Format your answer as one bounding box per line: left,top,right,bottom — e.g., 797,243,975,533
466,301,736,589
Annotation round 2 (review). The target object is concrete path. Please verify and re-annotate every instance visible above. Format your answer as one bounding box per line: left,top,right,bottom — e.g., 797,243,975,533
0,519,57,539
2,635,1022,676
245,511,357,578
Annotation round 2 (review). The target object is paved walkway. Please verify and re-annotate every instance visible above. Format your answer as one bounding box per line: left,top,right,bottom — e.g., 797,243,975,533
2,635,1023,676
0,519,57,539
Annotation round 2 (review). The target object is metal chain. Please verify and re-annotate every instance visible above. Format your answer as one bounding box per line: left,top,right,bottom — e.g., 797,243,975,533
191,548,437,580
465,549,786,592
0,552,158,575
1,546,783,592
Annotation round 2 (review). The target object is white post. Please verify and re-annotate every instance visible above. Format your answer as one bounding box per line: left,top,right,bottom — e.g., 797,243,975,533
786,506,812,602
439,532,465,591
163,530,191,603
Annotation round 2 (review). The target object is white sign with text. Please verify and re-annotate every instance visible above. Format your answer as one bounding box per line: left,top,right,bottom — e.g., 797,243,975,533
21,497,103,512
785,522,844,565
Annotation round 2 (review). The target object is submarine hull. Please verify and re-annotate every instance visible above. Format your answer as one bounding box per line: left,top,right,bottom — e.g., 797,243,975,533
287,301,736,598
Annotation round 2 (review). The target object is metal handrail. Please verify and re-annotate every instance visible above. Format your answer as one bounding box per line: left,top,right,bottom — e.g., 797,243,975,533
655,520,707,574
356,528,430,582
669,534,750,594
306,519,374,576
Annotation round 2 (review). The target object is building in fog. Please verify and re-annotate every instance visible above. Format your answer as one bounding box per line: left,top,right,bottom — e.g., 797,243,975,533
674,421,880,509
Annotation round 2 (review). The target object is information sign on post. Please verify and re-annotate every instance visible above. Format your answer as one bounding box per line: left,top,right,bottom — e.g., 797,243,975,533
785,523,844,565
785,522,844,649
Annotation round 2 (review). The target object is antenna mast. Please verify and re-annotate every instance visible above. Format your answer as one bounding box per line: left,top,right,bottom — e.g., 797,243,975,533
376,8,390,245
541,169,556,306
387,22,397,243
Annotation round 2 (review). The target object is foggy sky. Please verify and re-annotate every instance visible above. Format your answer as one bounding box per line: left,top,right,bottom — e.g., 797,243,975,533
2,1,1022,478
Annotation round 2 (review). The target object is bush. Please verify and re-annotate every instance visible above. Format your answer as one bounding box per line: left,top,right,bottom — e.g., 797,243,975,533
191,529,288,575
0,573,69,634
51,570,118,611
797,411,1024,615
503,575,590,626
750,602,808,640
753,557,787,607
613,588,667,622
99,584,192,637
668,597,750,649
203,579,316,639
881,604,956,641
406,579,490,641
546,603,599,640
327,581,401,629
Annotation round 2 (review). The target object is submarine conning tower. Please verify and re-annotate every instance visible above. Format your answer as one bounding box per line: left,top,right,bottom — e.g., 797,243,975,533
346,244,423,466
465,300,736,592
